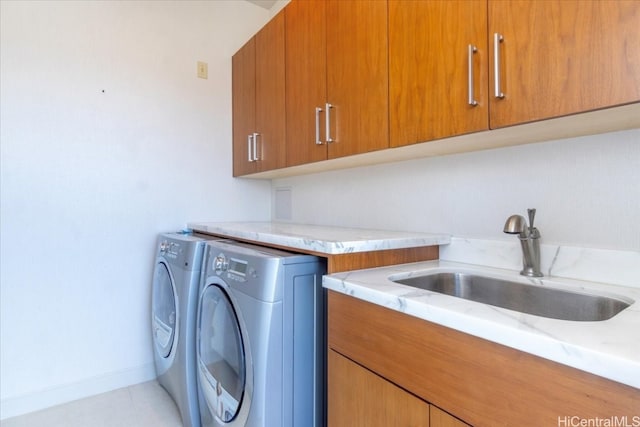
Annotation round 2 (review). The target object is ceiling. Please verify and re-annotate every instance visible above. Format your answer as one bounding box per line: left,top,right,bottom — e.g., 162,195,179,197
247,0,278,10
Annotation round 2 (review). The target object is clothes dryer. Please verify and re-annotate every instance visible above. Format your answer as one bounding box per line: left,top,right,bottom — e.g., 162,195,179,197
152,231,221,427
196,240,326,427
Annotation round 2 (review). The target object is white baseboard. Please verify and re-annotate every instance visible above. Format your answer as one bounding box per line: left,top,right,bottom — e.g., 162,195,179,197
0,362,157,421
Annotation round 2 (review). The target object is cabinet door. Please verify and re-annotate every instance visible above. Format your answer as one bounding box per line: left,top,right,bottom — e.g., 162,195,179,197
431,405,470,427
328,349,430,427
255,11,286,172
326,0,389,159
488,0,640,128
285,0,328,167
389,0,488,147
232,38,256,177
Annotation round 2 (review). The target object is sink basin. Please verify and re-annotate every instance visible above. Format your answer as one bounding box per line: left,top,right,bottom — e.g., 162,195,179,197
392,272,633,321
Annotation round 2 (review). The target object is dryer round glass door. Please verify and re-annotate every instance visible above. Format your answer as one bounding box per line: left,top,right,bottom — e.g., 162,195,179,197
198,285,245,423
152,261,177,358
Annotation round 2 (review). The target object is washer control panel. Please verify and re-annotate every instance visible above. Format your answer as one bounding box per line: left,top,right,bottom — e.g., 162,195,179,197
159,240,181,258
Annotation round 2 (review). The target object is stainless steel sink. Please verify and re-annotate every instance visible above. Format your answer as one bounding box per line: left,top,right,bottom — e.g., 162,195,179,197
392,272,633,321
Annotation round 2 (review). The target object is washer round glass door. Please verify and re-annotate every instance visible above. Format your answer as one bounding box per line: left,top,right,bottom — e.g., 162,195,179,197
152,261,176,358
198,284,246,423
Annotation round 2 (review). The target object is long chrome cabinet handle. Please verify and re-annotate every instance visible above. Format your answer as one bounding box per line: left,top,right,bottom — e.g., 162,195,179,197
325,102,333,143
315,107,323,145
247,134,253,162
493,33,505,99
252,132,260,161
468,44,478,106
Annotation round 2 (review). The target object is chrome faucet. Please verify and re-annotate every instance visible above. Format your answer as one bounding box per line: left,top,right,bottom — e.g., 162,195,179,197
503,208,543,277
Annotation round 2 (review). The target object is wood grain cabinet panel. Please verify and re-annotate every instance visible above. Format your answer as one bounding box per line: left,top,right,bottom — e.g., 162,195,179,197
232,11,285,176
285,0,389,166
232,37,256,176
488,0,640,128
235,0,640,177
284,0,327,167
329,349,470,427
255,10,286,172
328,291,640,426
389,0,489,147
325,0,389,159
328,350,431,427
431,406,470,427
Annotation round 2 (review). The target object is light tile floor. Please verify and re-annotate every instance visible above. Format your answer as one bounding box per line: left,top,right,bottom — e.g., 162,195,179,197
1,381,183,427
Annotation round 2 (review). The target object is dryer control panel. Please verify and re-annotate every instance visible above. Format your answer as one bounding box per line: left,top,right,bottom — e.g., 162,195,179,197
213,254,228,272
213,253,256,282
203,240,321,302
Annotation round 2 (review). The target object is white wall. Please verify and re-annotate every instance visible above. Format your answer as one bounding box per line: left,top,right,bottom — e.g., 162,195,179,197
273,129,640,251
0,0,271,419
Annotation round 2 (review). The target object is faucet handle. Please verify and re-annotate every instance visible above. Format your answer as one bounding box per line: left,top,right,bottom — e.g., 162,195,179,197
527,208,536,229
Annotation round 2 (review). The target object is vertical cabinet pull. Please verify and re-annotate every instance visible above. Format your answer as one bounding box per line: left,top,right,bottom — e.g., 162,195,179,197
315,107,323,145
493,33,505,99
252,132,260,161
325,102,334,143
468,44,478,106
247,134,254,162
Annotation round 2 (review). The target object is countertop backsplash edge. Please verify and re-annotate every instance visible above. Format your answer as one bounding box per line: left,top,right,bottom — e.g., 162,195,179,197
440,237,640,290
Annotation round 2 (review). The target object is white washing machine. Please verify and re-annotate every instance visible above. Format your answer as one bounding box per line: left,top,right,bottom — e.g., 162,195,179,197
151,231,222,427
196,240,326,427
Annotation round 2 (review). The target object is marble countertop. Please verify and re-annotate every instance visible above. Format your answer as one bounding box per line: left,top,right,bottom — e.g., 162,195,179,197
188,222,450,255
323,260,640,389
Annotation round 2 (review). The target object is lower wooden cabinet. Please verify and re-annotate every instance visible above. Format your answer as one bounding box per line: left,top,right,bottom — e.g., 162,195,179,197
328,291,640,426
329,350,469,427
328,349,430,427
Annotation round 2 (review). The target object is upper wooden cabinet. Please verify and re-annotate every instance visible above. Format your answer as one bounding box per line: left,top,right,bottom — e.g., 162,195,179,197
232,0,640,177
325,1,389,159
389,0,489,147
232,11,286,176
232,37,255,176
284,0,327,167
430,406,470,427
285,0,389,167
390,0,640,146
488,0,640,128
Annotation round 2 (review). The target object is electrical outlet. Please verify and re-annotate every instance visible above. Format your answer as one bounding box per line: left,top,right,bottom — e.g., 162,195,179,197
275,187,292,221
197,61,208,79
